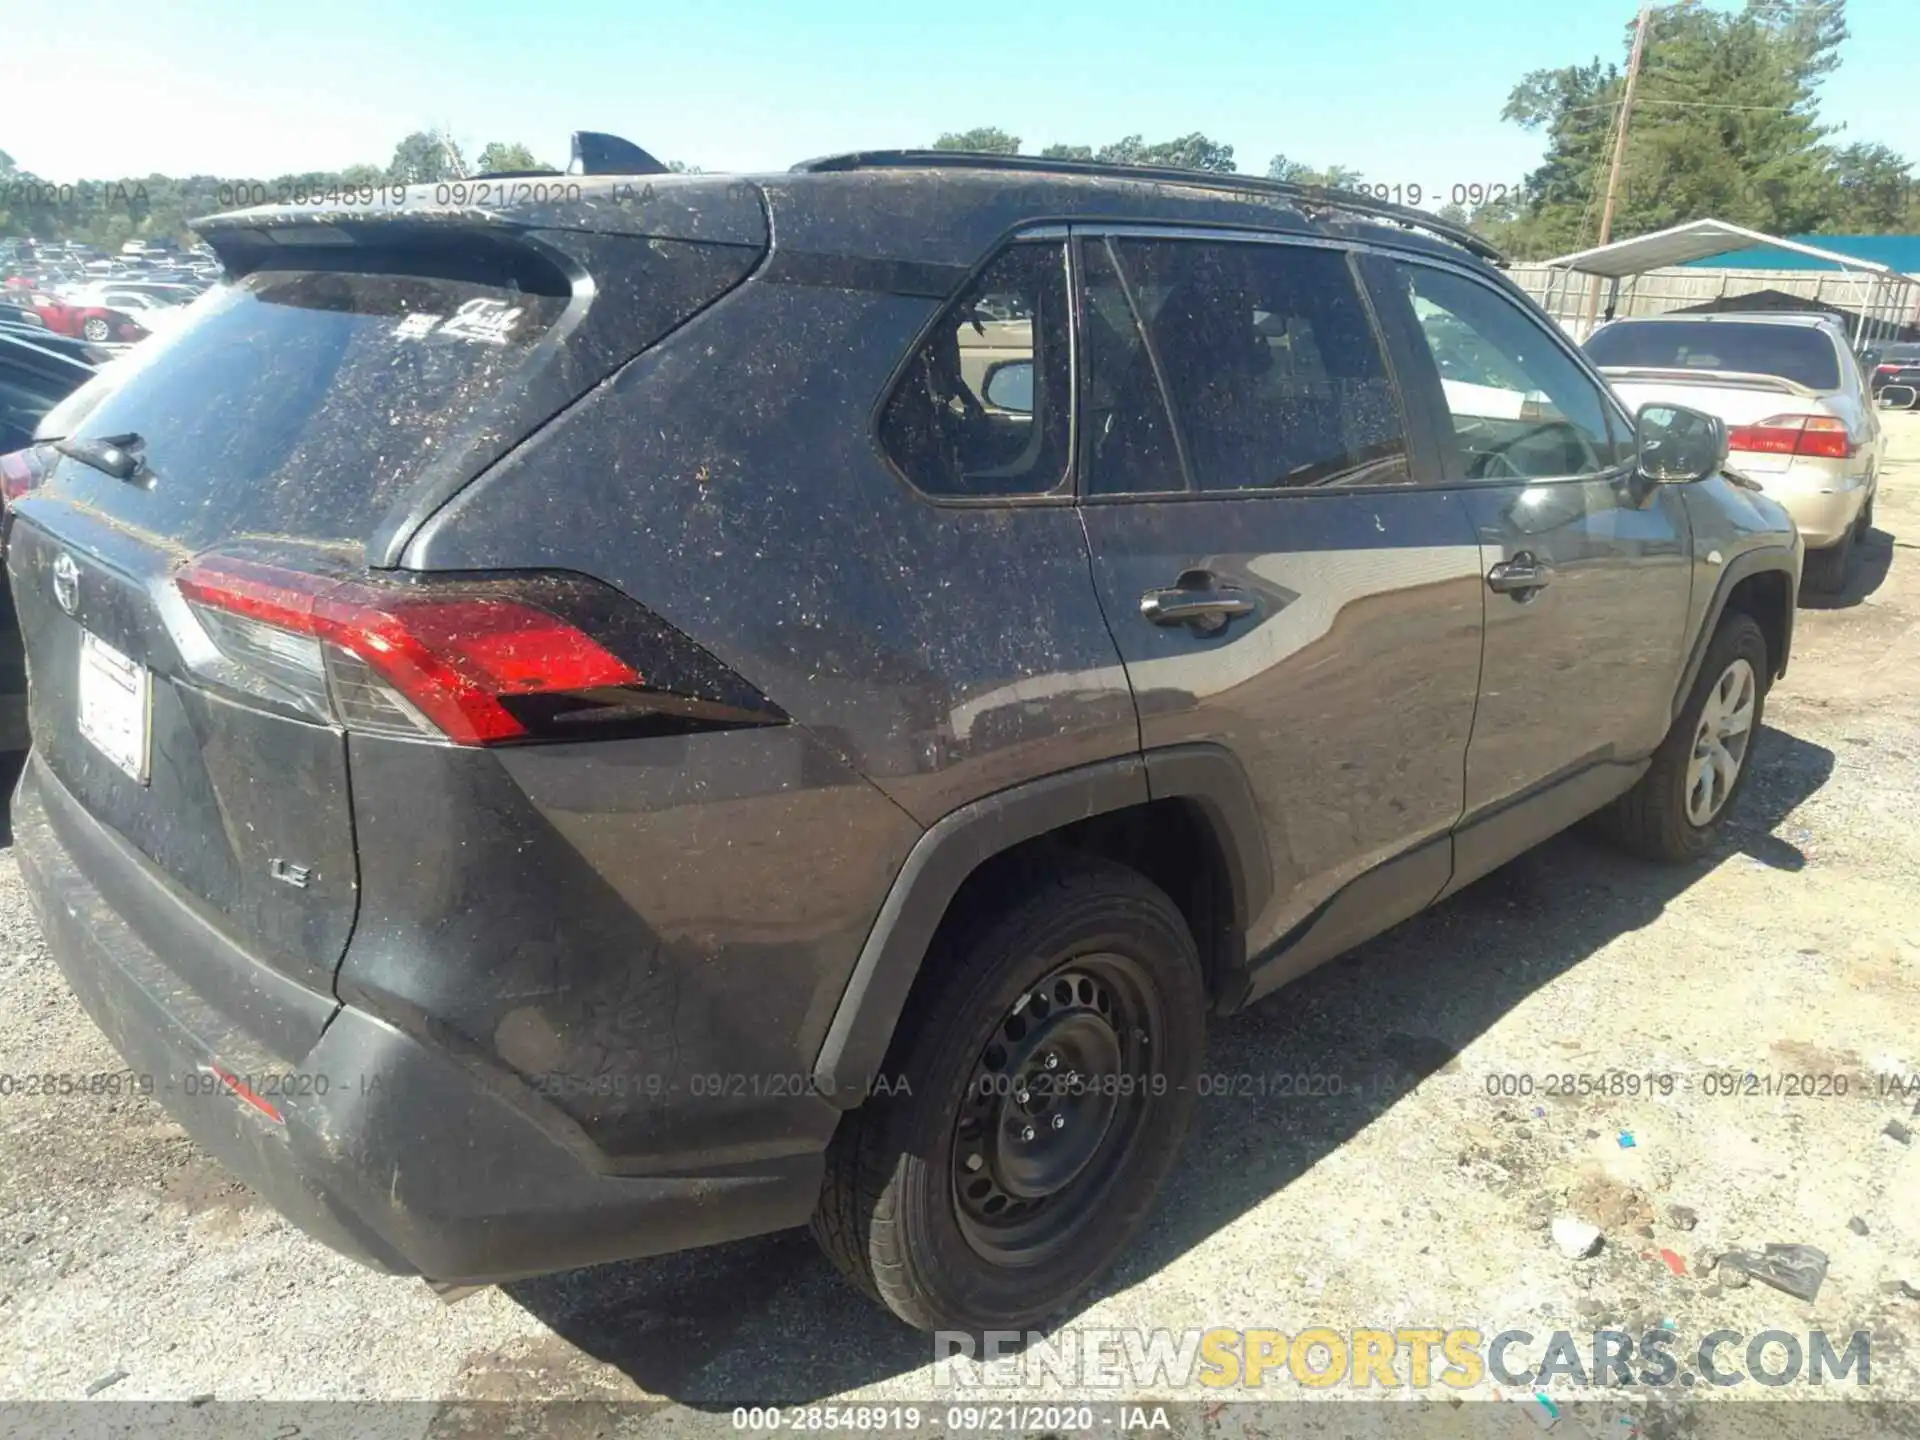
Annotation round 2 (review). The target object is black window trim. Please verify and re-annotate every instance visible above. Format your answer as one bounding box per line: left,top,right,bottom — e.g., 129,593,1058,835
867,225,1080,509
1074,233,1197,497
1378,247,1641,486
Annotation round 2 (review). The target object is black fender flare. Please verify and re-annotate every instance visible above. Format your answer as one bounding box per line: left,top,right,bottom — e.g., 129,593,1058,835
1672,543,1798,719
810,744,1269,1107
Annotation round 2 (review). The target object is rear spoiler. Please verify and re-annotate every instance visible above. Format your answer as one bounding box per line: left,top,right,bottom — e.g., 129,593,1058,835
190,131,758,258
1597,366,1825,400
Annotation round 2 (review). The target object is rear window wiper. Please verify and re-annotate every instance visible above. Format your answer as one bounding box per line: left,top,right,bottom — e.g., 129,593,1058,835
53,432,146,483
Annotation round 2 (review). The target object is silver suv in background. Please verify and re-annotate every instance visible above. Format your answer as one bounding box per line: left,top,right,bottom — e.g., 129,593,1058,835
1586,312,1882,595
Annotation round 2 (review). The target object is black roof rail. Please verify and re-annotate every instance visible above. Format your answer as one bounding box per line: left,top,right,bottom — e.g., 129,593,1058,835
792,149,1508,266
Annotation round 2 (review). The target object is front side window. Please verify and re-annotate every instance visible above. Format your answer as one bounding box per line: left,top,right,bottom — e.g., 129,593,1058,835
1089,238,1410,493
878,242,1071,498
1388,261,1624,481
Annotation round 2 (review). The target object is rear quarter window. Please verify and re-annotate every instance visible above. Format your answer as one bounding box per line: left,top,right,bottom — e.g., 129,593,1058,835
53,262,568,547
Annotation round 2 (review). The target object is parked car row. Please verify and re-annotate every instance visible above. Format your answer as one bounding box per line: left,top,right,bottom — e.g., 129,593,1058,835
0,145,1843,1334
2,243,216,353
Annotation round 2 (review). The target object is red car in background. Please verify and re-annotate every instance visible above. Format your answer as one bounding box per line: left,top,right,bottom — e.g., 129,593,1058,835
22,293,147,344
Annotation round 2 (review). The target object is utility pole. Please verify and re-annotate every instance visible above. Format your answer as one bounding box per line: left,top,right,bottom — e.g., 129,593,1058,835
438,126,469,181
1584,0,1654,336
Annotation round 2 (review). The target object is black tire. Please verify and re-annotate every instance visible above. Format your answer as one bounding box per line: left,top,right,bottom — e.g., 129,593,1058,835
1854,490,1874,540
811,859,1206,1332
1596,612,1768,863
1800,530,1852,596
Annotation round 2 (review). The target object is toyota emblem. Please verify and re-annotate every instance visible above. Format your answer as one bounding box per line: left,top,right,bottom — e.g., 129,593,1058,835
52,552,79,616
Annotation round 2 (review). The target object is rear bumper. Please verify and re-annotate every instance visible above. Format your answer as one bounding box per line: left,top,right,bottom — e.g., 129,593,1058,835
13,753,823,1283
1734,455,1870,550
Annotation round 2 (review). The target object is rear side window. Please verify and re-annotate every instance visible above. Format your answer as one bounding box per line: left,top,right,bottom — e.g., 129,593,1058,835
879,242,1071,498
1080,238,1184,496
1095,239,1410,492
56,261,568,546
1584,320,1842,391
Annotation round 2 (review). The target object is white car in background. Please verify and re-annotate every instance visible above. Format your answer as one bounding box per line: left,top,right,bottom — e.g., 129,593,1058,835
1585,312,1883,596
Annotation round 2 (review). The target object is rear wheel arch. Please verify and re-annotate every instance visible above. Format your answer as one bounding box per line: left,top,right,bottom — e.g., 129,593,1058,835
811,745,1265,1107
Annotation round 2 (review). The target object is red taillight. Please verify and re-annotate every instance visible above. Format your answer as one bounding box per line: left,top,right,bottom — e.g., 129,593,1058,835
1878,364,1901,373
1726,414,1854,461
177,555,642,745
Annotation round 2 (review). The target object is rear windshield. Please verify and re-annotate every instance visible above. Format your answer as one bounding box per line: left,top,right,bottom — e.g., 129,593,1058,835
52,261,568,547
1584,321,1841,391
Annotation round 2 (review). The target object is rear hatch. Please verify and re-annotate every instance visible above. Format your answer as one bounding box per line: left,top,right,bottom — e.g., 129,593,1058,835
5,185,767,1042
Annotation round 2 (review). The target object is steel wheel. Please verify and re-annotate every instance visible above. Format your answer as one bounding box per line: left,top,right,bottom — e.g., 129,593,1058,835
1685,657,1756,825
950,954,1157,1267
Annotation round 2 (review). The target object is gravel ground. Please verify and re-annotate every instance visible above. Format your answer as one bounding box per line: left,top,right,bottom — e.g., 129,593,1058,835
2,417,1918,1435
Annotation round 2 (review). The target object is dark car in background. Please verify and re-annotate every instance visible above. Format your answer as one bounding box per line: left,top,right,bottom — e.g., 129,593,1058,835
3,144,1801,1332
0,332,95,751
1864,341,1920,406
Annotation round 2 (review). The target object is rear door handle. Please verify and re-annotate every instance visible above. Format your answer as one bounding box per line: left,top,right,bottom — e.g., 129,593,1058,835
1140,578,1255,633
1487,552,1552,598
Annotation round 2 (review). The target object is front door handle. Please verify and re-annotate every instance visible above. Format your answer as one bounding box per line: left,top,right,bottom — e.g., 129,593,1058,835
1140,577,1255,633
1487,552,1552,598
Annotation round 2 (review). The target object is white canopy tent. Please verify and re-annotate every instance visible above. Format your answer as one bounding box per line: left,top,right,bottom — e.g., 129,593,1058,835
1538,219,1918,349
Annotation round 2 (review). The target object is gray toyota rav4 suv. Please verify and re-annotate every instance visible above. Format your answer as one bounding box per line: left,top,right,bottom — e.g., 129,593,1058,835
5,142,1800,1333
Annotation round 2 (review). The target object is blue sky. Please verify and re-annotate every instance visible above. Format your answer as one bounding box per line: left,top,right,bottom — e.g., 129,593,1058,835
9,0,1916,202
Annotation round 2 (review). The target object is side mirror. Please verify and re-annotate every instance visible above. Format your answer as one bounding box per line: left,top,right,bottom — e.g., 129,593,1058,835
1877,384,1916,411
1635,403,1726,484
981,359,1035,415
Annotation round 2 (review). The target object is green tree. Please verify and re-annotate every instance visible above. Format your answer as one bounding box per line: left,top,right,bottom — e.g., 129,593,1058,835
387,129,465,184
932,127,1022,154
1824,142,1918,231
1095,133,1236,171
1486,0,1867,259
1032,134,1234,171
474,141,552,173
1266,154,1362,188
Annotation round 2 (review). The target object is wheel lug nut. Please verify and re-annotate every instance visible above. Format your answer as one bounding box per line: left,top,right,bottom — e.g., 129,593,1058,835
965,1153,983,1172
1051,1114,1066,1130
1020,1125,1036,1142
1015,1089,1030,1105
1044,1052,1059,1069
